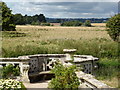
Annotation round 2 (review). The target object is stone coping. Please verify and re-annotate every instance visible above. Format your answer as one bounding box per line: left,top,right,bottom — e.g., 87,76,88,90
74,55,99,62
74,55,93,58
76,71,111,88
27,54,66,58
73,59,95,63
63,49,77,53
0,57,30,62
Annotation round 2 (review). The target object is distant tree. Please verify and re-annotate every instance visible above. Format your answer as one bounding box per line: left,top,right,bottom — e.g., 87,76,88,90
84,20,91,27
0,2,16,31
61,20,82,26
106,14,120,42
38,14,46,23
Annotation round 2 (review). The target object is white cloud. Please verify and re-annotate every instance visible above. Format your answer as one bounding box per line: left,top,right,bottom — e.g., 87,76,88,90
2,1,118,18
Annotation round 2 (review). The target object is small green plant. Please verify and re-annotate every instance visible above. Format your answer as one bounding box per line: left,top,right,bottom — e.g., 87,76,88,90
48,62,80,90
2,64,20,78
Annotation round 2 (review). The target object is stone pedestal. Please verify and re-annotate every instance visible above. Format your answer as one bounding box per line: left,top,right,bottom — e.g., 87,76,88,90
63,49,76,62
21,64,30,83
18,56,30,83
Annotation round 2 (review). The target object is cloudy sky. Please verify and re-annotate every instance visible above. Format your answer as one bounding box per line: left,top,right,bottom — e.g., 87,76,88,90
2,0,120,18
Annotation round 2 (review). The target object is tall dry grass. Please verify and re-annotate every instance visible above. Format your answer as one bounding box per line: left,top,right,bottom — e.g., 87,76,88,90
2,25,118,58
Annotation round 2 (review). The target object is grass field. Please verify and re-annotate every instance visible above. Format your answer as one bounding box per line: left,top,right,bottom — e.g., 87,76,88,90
1,23,119,88
2,23,118,58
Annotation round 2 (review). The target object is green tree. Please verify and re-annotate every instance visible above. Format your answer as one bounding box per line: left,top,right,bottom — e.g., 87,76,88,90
48,62,80,90
106,14,120,42
38,14,46,23
0,2,16,31
84,20,91,27
13,14,26,25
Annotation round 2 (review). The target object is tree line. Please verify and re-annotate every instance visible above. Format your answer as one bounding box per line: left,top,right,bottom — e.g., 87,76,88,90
61,20,91,27
13,14,46,25
0,2,46,31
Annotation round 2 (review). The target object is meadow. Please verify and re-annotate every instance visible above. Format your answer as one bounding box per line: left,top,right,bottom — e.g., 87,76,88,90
1,23,119,87
2,23,118,58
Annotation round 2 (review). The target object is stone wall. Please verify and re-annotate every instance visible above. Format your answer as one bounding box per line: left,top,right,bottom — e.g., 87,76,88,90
26,54,66,74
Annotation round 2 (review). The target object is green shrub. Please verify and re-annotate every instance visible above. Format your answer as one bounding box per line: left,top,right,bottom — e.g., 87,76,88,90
61,20,82,26
106,14,120,42
84,20,91,27
2,64,20,78
48,62,80,90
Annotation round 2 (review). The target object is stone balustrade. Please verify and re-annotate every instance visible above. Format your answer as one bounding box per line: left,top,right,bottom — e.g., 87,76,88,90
0,54,98,83
0,54,113,88
74,55,99,74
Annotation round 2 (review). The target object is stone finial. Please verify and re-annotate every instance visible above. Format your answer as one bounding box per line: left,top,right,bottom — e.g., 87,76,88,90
63,49,77,53
63,49,77,62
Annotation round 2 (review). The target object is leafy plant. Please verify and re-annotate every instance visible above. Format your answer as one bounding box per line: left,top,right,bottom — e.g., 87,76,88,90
48,62,80,90
2,64,20,78
0,79,22,89
106,14,120,42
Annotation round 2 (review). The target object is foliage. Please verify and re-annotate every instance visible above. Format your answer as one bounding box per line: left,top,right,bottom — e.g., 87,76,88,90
31,20,40,25
13,13,46,25
61,20,82,26
2,64,20,78
48,62,80,89
0,79,22,89
0,2,16,31
106,14,120,42
13,14,26,25
84,20,91,27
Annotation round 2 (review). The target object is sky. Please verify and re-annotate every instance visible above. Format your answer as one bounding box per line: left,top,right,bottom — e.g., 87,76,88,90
1,0,120,18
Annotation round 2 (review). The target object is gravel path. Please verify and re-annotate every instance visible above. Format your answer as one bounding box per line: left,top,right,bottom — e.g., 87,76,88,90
23,80,50,89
